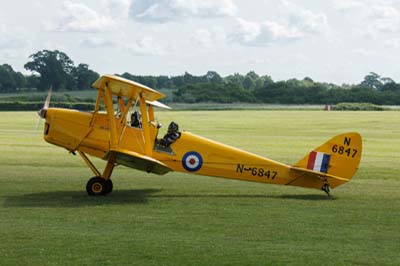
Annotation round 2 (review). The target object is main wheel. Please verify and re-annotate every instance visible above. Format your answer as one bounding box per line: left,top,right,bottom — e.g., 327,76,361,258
86,177,107,196
104,179,113,195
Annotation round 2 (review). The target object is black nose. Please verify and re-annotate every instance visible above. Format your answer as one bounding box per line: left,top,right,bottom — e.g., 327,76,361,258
38,109,47,119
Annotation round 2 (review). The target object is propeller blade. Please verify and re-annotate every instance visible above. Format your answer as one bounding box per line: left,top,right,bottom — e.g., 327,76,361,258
38,86,52,119
34,116,42,134
43,86,52,110
35,86,53,134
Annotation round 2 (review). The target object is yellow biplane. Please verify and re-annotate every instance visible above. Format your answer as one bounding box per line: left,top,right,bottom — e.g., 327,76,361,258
37,74,362,196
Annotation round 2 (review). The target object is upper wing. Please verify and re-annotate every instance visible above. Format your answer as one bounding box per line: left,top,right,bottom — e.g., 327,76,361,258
104,149,172,175
92,74,165,101
146,100,172,110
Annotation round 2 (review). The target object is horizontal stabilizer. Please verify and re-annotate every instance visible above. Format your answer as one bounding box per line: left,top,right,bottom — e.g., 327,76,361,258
104,149,172,175
289,166,349,190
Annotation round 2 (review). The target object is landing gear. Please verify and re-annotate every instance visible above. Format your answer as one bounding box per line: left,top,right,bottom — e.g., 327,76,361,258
86,177,113,196
322,180,331,196
86,177,105,195
78,151,116,196
104,179,113,194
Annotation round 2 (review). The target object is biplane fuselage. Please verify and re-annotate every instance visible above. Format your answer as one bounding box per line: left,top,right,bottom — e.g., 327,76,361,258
40,75,362,196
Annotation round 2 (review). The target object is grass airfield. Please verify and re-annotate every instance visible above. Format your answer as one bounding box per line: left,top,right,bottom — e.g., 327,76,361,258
0,110,399,266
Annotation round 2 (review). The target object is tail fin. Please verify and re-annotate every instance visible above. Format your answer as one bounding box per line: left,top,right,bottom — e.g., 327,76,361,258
292,132,362,189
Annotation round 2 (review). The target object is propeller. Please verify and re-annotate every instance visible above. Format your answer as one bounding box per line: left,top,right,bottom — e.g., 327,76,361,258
35,87,52,133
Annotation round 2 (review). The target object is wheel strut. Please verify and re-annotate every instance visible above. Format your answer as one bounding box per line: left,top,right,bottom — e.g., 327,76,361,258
322,180,331,197
78,151,116,196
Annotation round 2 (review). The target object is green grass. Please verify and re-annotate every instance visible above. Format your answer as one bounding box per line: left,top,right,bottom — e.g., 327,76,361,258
1,110,399,266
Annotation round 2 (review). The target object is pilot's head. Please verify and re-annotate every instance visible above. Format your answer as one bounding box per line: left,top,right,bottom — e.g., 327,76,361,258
168,121,179,133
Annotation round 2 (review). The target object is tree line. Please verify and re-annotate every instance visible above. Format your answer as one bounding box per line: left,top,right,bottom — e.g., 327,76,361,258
1,50,400,105
0,50,99,93
121,70,400,105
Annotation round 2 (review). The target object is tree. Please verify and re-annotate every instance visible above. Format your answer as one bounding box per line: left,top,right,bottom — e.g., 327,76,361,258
381,77,395,85
25,75,40,90
0,64,28,92
156,75,173,89
242,71,259,90
71,64,99,90
14,72,27,89
243,76,255,90
225,73,245,87
119,73,159,89
360,72,383,90
205,71,223,84
24,50,75,91
173,82,255,103
171,75,185,87
0,64,16,92
260,75,274,88
245,71,259,80
381,82,400,92
183,72,196,84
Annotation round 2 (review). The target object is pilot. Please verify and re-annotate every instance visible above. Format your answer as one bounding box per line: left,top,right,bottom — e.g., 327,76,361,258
130,111,142,128
160,121,181,146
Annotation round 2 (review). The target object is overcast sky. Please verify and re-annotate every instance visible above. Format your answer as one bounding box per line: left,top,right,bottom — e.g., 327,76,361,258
2,0,400,84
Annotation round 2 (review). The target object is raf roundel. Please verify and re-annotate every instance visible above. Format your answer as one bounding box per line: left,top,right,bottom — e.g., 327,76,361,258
182,151,203,172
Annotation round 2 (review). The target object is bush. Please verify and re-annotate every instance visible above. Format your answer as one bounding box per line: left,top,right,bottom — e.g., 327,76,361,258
0,101,95,111
334,102,385,111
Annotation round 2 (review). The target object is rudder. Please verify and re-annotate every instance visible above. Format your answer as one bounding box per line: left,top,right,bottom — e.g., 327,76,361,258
294,132,362,188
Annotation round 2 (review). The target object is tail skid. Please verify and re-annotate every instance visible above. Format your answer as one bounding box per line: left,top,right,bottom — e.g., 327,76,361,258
289,132,362,193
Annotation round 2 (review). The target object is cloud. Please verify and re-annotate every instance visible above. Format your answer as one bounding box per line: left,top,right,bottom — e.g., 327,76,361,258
51,1,118,32
80,37,116,48
190,28,227,48
352,48,377,56
281,0,329,34
0,25,30,49
384,38,400,48
79,35,167,56
230,1,329,46
367,5,400,33
333,0,365,11
102,0,132,19
231,18,302,46
130,0,237,22
334,0,400,37
123,37,167,56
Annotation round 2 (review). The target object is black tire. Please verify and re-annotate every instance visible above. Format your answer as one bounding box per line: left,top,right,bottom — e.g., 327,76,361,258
104,179,113,195
86,177,107,196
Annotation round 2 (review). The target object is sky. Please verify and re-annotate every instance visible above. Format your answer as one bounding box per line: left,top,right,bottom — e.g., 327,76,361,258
1,0,400,84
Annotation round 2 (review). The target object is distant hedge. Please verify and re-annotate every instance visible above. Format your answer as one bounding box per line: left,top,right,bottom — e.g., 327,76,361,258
334,102,385,111
0,101,95,111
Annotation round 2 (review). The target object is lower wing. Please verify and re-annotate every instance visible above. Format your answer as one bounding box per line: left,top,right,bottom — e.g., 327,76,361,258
104,149,172,175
